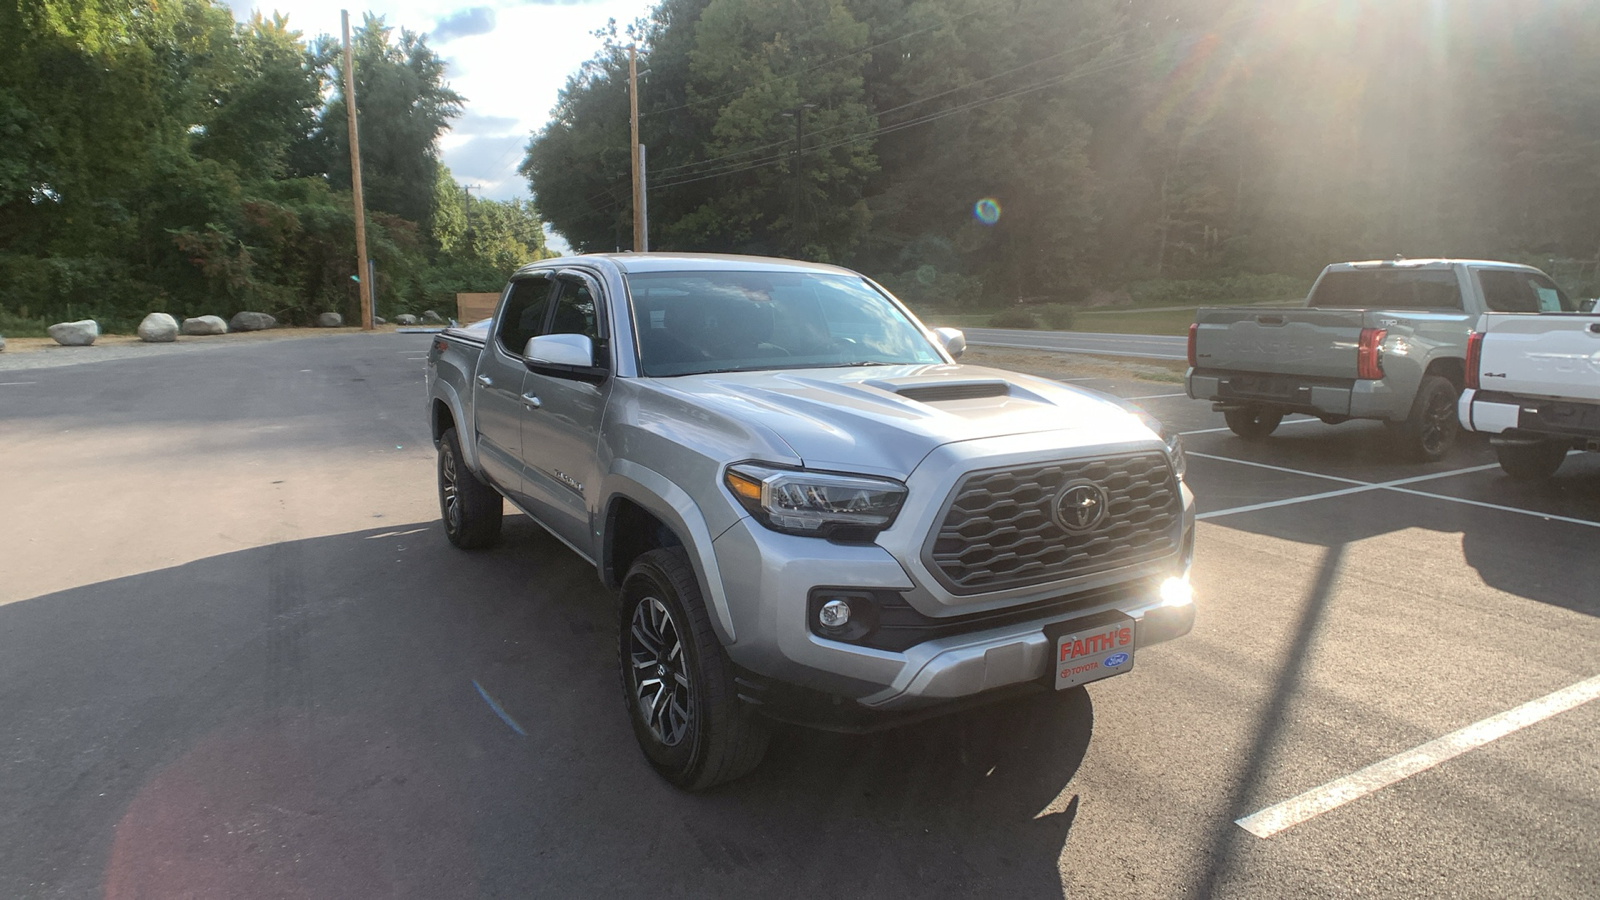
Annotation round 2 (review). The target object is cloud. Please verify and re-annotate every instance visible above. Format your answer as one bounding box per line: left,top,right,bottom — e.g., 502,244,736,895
451,110,521,137
432,7,496,43
518,0,612,6
441,133,532,200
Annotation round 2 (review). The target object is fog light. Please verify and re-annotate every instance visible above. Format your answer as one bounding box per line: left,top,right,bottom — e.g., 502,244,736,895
819,598,852,629
1159,576,1193,607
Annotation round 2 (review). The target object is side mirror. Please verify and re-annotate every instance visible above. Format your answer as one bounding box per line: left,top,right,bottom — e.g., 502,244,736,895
1581,298,1597,313
934,327,966,360
525,333,594,367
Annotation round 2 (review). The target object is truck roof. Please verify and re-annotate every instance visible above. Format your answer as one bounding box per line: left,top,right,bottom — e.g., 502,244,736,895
1330,258,1542,272
514,252,860,278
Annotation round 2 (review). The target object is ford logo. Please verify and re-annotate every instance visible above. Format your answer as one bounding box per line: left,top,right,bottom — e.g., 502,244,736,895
1054,479,1109,533
1104,652,1130,667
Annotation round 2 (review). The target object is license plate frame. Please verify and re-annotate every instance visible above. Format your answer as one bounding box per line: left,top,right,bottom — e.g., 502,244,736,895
1043,611,1136,690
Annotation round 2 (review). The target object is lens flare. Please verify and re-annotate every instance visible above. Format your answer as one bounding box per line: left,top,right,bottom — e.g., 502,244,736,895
916,264,938,285
973,198,1001,225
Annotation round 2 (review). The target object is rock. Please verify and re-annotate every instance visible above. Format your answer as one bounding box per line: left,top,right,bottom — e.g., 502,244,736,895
229,311,277,332
373,316,386,325
395,314,418,326
137,312,179,343
48,320,99,346
181,315,228,335
421,310,443,324
317,312,343,328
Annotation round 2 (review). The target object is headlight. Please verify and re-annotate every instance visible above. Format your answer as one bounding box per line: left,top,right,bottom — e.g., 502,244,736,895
1135,409,1186,479
724,464,907,540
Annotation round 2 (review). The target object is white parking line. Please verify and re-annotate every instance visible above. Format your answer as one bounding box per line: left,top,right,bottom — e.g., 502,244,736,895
1125,392,1188,401
1237,674,1600,839
1194,464,1501,520
1187,451,1367,486
1387,486,1600,530
0,381,39,386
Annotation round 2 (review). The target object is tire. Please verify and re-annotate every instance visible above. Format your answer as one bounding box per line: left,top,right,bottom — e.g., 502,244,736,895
1392,375,1461,462
437,427,503,549
1494,440,1568,482
1224,407,1283,441
619,547,770,791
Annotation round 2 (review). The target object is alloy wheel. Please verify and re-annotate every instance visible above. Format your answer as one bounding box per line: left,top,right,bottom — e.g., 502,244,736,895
628,596,694,747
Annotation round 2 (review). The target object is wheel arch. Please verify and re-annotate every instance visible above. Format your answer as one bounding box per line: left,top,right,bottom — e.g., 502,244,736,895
600,460,739,645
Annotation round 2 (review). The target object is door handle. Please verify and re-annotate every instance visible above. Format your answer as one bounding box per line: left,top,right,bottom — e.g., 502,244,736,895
1588,323,1600,334
521,393,542,409
476,374,493,387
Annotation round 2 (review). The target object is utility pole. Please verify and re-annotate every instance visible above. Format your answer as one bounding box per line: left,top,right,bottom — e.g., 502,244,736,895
341,10,373,330
638,145,649,252
781,103,816,258
462,183,482,252
629,46,643,253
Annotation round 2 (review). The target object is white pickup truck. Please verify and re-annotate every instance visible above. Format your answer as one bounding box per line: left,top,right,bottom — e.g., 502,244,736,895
1460,299,1600,480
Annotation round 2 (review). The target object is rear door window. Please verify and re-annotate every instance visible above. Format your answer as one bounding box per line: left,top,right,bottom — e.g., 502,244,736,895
496,273,555,356
1477,269,1579,313
1308,269,1463,310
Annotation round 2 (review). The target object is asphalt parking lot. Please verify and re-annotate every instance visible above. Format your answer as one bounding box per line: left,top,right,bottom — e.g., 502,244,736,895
1,333,1596,898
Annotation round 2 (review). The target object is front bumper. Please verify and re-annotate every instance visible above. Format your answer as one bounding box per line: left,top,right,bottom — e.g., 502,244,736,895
710,516,1195,713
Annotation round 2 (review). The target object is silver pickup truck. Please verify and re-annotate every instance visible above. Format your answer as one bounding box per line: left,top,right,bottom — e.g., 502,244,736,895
1187,259,1567,461
1460,301,1600,480
425,253,1195,789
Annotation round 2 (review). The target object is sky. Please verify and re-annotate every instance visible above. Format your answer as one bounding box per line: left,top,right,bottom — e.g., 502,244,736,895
223,0,658,249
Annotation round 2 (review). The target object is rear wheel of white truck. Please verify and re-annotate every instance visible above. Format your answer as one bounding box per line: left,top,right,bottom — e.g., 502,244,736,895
1493,440,1569,481
619,548,769,791
437,427,503,549
1224,406,1283,441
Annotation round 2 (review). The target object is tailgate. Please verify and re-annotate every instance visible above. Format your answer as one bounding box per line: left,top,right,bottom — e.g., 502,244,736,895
1478,315,1600,402
1193,308,1366,378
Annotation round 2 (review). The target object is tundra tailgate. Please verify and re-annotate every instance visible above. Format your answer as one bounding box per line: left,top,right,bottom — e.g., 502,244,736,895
1192,307,1367,378
1477,314,1600,402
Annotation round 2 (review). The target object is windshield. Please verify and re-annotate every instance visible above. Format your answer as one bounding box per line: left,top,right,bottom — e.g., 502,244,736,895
626,270,943,376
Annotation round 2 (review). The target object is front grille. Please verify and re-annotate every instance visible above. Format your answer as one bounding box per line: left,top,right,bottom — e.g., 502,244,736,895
926,452,1180,593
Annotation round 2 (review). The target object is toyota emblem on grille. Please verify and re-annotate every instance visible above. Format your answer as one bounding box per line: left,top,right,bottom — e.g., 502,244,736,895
1055,480,1109,533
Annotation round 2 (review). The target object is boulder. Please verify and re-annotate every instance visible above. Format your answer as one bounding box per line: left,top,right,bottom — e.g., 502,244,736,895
137,312,179,343
317,312,343,328
229,311,277,332
421,310,443,324
395,314,418,326
48,320,99,346
373,316,386,325
181,315,228,335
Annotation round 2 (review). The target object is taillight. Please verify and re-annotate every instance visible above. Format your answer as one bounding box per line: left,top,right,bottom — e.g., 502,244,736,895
1357,328,1387,380
1187,322,1198,368
1464,331,1483,390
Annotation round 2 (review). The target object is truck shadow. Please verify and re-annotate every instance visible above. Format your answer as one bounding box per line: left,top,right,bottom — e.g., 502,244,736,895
0,517,1093,899
1194,430,1600,618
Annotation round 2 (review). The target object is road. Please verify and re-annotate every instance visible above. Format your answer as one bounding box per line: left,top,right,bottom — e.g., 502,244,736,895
1,334,1596,898
963,327,1188,359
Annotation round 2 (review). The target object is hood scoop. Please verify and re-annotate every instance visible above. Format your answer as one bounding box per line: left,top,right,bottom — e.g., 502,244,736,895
888,380,1011,403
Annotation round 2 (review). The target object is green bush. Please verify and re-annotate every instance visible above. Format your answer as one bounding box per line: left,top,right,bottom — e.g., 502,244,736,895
875,268,986,309
1039,304,1076,330
1125,273,1311,307
988,308,1040,329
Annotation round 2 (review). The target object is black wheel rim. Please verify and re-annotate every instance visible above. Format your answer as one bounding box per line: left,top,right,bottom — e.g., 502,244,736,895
441,444,462,533
1419,391,1457,455
628,596,693,747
